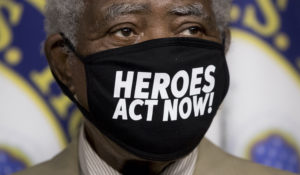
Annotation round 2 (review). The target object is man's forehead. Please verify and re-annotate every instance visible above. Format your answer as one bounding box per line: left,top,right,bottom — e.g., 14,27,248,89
85,0,211,21
87,0,211,14
103,2,207,20
80,0,217,42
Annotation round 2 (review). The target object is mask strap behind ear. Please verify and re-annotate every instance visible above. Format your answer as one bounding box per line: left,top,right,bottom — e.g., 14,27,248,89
53,33,91,116
60,32,85,61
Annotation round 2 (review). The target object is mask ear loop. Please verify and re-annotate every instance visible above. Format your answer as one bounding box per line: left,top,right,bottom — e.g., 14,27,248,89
58,33,86,104
59,32,85,62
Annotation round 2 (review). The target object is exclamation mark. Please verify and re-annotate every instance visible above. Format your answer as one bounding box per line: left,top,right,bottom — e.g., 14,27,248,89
208,92,214,114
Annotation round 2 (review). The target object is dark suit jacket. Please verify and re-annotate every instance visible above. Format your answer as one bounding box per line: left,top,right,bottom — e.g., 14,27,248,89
14,138,296,175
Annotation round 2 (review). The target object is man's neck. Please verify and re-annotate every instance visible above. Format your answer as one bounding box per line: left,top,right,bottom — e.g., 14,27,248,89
83,120,174,175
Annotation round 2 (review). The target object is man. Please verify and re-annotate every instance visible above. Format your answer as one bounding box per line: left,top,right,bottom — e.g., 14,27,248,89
15,0,295,174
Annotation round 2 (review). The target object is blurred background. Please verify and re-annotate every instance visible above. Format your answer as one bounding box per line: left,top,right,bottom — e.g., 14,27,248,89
0,0,299,174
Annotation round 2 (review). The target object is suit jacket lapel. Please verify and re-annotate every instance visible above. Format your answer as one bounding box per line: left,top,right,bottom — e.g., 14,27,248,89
49,138,80,175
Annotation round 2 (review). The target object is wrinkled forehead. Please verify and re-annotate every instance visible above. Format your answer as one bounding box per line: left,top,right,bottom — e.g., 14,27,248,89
83,0,213,19
80,0,216,32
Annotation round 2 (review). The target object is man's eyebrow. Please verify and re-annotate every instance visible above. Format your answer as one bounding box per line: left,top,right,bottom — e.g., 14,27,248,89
105,3,151,20
168,3,207,18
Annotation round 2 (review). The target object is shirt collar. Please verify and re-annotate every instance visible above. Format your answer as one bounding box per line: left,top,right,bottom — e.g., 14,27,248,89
79,126,198,175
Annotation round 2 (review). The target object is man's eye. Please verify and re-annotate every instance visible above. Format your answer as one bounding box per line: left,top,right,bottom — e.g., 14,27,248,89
114,28,135,38
181,26,203,36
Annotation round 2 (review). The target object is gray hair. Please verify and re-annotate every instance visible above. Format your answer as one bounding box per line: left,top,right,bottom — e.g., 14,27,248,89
44,0,232,46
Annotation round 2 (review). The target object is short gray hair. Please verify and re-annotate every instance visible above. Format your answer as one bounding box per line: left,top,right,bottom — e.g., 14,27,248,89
44,0,231,46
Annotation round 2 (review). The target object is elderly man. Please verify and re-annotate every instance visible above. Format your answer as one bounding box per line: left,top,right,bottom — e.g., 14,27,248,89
15,0,295,175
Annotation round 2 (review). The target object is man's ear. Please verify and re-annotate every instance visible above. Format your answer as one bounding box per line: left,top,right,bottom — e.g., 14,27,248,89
44,34,74,93
223,27,231,53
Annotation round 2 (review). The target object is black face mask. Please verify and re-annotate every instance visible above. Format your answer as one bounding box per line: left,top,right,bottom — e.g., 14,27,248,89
56,35,230,161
